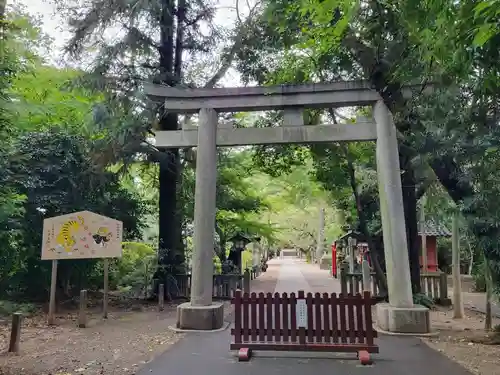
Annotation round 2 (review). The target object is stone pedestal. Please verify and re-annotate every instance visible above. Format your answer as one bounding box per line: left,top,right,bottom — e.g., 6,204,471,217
376,303,430,334
176,302,224,330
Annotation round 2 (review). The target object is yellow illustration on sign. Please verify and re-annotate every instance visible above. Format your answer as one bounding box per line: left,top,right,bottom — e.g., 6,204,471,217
41,211,123,260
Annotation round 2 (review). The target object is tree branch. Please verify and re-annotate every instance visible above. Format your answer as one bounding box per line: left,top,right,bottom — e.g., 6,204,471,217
204,0,261,88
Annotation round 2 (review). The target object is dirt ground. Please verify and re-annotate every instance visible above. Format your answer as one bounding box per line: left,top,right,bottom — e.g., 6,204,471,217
0,265,285,375
423,307,500,375
0,298,230,375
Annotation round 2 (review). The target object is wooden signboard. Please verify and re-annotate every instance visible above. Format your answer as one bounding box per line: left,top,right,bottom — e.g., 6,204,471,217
42,211,123,260
41,211,123,324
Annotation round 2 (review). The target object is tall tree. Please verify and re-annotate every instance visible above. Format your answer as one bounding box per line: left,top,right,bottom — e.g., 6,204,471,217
57,0,262,285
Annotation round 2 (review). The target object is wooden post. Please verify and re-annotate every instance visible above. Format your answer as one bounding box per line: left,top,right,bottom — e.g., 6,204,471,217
78,289,88,328
347,238,355,273
158,283,165,311
484,256,492,330
362,260,371,292
48,259,58,325
420,197,428,273
340,263,348,295
243,269,251,294
452,211,464,319
103,258,109,319
438,272,449,304
8,313,22,353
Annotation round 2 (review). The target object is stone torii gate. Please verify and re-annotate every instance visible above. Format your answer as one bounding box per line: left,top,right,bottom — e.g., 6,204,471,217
145,81,430,334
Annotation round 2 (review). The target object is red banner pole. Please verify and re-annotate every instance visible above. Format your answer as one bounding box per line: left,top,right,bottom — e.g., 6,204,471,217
332,243,337,278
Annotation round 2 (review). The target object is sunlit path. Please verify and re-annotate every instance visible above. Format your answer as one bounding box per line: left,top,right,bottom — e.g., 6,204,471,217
272,257,310,294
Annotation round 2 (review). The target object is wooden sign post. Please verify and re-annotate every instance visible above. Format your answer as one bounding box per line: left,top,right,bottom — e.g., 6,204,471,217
42,211,123,325
103,258,109,318
48,260,58,325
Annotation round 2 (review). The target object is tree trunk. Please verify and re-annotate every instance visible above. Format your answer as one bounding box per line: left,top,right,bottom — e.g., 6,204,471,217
156,0,184,286
400,151,421,293
340,144,388,296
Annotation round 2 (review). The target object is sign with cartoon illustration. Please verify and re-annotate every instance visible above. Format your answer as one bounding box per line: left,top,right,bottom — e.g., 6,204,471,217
41,211,123,260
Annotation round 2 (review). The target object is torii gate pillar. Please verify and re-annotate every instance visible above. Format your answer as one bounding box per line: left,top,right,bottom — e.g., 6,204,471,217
373,100,430,334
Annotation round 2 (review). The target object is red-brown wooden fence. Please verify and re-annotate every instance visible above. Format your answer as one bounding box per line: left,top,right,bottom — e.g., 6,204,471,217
230,290,378,362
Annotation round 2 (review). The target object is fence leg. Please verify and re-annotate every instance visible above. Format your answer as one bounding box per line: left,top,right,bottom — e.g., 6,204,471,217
78,290,88,328
340,263,348,295
159,283,165,311
243,269,251,294
8,313,22,353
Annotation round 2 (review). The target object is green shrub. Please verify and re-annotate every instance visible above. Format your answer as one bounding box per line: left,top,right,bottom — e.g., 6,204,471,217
472,258,487,292
114,242,157,297
413,293,434,309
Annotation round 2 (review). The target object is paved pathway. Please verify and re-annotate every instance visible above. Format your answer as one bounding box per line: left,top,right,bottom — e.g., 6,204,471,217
138,257,473,375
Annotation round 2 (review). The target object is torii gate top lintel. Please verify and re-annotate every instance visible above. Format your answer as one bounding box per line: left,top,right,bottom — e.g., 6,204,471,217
143,80,424,114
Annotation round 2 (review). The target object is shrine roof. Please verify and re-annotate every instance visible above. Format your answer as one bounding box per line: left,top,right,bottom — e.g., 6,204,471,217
418,220,451,237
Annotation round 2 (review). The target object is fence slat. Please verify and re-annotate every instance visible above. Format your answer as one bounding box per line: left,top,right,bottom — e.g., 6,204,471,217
258,292,265,342
347,294,356,343
339,293,348,343
274,292,281,342
322,293,331,344
266,293,273,342
290,292,297,343
331,293,339,343
243,292,250,342
233,290,242,344
355,293,364,344
282,293,289,342
314,293,322,342
363,291,374,346
306,292,314,343
426,277,432,298
432,278,439,300
250,292,257,342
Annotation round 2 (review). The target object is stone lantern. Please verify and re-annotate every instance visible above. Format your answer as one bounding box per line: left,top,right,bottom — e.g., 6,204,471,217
226,232,251,273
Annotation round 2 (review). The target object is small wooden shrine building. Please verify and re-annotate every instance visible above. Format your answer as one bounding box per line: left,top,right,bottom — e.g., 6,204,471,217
418,220,451,273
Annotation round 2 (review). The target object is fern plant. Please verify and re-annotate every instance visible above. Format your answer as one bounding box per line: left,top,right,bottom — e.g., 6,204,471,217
413,293,434,309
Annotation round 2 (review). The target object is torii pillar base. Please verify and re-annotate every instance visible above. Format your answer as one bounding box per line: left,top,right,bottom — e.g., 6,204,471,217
176,302,225,331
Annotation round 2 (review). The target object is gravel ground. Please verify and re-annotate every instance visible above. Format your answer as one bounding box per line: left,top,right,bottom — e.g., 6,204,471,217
422,307,500,375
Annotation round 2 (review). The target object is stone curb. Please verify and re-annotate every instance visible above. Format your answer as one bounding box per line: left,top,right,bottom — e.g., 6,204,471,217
167,321,231,333
374,325,440,337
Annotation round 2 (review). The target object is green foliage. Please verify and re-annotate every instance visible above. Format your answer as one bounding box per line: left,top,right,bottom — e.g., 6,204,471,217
115,242,157,296
10,65,102,133
0,131,148,299
0,301,37,317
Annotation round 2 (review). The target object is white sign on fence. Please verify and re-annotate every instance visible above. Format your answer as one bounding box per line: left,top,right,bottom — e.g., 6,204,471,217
296,299,308,327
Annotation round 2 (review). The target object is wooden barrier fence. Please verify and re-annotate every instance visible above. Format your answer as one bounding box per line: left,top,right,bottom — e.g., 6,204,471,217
230,290,378,364
173,270,256,299
340,268,451,305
